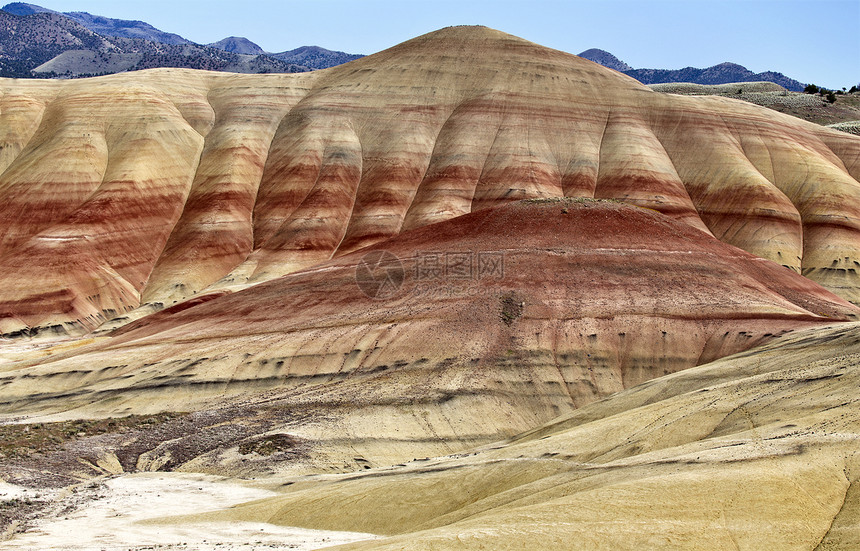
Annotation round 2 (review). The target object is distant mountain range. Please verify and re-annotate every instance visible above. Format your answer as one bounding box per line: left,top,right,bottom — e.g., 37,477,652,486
208,37,363,69
578,48,632,72
207,36,265,56
578,48,806,91
2,2,190,43
0,2,364,78
269,46,364,70
0,3,804,88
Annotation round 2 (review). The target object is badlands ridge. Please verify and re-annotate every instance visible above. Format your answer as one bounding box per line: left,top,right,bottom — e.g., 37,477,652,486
0,26,858,336
0,26,859,550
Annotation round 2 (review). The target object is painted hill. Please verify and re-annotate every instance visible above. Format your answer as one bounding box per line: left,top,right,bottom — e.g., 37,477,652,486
0,26,858,339
1,198,854,417
0,197,856,488
0,26,859,549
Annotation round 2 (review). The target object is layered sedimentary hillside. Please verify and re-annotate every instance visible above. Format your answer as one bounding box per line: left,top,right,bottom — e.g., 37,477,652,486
0,27,859,549
190,322,860,550
0,26,859,337
0,200,855,481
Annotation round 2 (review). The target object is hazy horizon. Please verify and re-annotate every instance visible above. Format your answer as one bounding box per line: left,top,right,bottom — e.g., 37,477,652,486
7,0,860,89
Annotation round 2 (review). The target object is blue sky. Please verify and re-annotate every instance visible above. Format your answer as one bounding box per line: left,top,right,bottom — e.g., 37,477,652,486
19,0,860,88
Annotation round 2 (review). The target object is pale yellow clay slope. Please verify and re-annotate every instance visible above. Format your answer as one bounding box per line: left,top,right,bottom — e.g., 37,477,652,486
0,27,858,336
171,322,860,550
